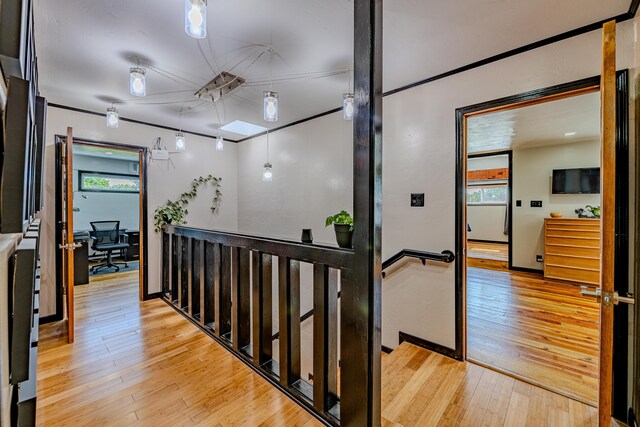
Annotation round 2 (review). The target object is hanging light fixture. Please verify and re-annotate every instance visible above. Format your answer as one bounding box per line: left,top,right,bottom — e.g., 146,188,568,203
106,106,119,128
215,135,224,151
175,132,186,152
263,91,278,122
343,93,354,121
130,67,146,97
263,130,272,181
185,0,207,39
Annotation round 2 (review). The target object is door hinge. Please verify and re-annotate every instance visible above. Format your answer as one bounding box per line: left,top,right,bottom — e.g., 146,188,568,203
59,242,82,251
62,285,67,296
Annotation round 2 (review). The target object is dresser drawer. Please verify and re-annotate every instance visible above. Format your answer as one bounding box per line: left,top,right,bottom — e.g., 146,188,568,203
544,235,600,248
545,254,599,270
545,244,600,259
544,265,599,285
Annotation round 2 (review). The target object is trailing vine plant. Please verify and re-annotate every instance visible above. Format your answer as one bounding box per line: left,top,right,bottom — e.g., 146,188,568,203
154,175,222,232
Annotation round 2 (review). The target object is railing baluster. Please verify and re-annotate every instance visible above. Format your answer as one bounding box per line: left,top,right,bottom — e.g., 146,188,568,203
313,264,339,412
252,252,272,367
191,238,201,321
181,237,189,312
278,257,300,387
162,232,170,297
203,241,216,329
217,245,232,340
197,239,205,325
176,236,183,307
232,247,251,352
187,237,193,316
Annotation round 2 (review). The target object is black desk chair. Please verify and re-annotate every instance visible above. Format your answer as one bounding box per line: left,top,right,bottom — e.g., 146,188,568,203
89,221,130,273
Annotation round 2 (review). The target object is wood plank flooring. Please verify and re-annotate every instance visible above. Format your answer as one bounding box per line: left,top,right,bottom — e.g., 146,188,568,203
466,267,599,406
468,241,509,270
36,271,320,426
37,268,598,426
381,342,598,427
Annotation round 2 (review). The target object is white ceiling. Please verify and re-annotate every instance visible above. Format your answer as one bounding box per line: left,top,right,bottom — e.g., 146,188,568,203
467,91,600,154
33,0,629,140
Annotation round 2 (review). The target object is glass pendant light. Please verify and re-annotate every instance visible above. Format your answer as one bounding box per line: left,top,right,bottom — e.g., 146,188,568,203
262,163,273,181
263,91,278,122
343,93,354,120
106,106,119,128
176,132,186,152
215,136,224,151
130,67,146,97
185,0,207,39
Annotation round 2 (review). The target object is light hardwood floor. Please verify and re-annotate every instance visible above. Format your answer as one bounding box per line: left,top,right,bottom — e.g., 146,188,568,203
37,269,598,426
467,241,509,270
382,342,598,427
467,267,599,406
36,271,321,426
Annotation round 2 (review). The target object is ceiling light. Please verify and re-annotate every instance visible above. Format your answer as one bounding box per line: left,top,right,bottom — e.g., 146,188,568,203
264,91,278,122
106,107,119,128
263,163,273,181
220,120,267,136
564,132,577,136
215,136,224,151
343,93,354,120
185,0,207,39
176,132,186,152
130,67,146,97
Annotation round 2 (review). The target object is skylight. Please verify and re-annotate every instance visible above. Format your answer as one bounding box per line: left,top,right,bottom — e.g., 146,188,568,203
220,120,267,136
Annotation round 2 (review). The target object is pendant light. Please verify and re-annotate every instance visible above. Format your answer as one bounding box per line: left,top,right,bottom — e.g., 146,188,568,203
343,69,354,120
215,135,224,151
130,67,146,97
106,106,119,128
263,91,278,122
185,0,207,39
175,132,186,152
263,130,272,181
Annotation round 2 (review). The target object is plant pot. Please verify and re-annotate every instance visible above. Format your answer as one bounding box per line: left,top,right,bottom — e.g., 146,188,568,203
333,223,353,249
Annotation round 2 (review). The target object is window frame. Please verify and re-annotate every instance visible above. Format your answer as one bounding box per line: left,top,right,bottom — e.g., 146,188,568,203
77,170,140,194
466,182,508,206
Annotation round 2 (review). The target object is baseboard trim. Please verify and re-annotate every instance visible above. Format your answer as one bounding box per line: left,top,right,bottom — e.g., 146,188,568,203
39,314,63,324
510,266,544,275
144,292,163,300
468,239,509,245
381,345,393,354
399,331,458,360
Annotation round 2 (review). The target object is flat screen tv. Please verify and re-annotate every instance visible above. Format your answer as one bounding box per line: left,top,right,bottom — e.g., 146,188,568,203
552,168,600,194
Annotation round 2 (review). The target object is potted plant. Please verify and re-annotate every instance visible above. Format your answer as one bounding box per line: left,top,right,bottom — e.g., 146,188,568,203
325,210,354,248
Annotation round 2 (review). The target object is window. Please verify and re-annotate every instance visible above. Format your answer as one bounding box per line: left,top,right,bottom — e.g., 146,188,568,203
78,171,140,193
466,184,507,205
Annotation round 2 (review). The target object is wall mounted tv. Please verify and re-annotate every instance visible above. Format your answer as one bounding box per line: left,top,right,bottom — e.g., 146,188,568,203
552,168,600,195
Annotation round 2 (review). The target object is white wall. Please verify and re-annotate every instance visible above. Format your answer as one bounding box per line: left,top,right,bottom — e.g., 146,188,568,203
39,107,239,317
467,155,509,242
512,139,601,270
72,155,139,231
236,22,635,350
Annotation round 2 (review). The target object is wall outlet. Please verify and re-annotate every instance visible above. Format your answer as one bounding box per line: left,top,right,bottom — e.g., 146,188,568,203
531,200,543,207
516,200,522,207
536,255,543,262
411,193,425,207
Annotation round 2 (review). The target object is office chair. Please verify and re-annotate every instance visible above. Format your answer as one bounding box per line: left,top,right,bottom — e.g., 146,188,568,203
89,221,130,273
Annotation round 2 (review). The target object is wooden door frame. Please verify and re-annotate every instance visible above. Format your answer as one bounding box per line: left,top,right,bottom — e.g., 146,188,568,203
454,71,630,418
53,136,151,311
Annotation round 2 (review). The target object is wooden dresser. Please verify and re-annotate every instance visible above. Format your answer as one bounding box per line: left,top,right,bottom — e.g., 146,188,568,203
543,218,600,285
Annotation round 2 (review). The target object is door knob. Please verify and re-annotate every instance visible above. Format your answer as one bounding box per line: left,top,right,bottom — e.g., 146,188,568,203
580,286,635,305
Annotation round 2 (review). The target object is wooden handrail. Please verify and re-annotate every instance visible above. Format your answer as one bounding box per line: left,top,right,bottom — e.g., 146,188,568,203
382,249,455,278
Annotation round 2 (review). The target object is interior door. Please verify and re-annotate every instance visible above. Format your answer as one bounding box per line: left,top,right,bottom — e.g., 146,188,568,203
61,127,75,343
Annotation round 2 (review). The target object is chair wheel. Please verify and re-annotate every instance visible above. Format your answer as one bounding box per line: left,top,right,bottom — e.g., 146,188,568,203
115,267,120,272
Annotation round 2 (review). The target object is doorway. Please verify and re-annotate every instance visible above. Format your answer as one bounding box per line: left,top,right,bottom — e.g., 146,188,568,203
455,71,630,416
54,137,149,321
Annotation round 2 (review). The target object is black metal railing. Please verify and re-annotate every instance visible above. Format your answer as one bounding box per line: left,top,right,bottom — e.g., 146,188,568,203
162,225,351,425
381,249,455,278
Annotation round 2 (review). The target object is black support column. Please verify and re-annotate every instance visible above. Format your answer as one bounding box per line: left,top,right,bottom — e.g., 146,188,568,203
341,0,383,425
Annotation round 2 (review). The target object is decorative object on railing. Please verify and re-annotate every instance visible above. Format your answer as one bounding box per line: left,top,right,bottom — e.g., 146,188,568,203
161,225,352,425
301,228,313,244
153,175,222,232
325,210,354,249
381,249,455,278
